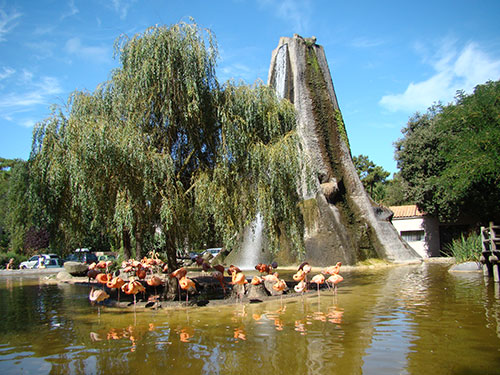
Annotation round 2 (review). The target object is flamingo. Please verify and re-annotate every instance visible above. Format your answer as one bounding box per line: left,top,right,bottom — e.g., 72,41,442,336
272,279,287,306
107,276,125,303
294,280,307,294
293,269,306,282
326,274,344,295
96,273,112,289
122,279,146,310
89,288,110,316
251,276,263,285
89,288,110,304
310,274,325,300
212,270,226,295
179,276,196,305
171,267,187,301
147,275,163,296
231,272,247,301
323,262,342,276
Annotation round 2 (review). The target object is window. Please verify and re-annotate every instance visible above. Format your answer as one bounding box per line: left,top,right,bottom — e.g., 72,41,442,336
401,230,424,242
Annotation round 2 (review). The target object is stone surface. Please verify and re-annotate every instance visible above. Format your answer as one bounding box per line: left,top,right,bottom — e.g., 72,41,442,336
267,35,421,265
449,262,482,272
64,261,88,276
247,284,269,300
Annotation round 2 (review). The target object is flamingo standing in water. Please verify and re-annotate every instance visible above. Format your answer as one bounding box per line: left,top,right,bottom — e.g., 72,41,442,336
310,274,325,301
170,267,187,301
107,276,125,303
326,274,344,295
121,278,146,310
89,288,110,316
179,276,196,305
272,279,287,306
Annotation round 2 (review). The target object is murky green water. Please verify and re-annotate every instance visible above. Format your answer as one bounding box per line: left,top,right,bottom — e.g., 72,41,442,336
0,263,499,374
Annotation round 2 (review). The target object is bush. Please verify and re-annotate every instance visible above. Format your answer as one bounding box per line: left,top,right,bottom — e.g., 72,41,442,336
0,251,28,269
444,233,481,263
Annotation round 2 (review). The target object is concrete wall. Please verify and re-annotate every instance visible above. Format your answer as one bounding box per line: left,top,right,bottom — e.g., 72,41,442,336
392,216,441,258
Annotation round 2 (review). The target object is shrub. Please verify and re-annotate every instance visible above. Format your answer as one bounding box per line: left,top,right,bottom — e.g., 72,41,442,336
444,233,482,263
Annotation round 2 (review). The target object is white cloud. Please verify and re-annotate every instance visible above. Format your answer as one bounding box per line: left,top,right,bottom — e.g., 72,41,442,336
351,37,386,49
0,66,15,80
258,0,312,34
111,0,136,20
65,37,110,63
380,42,500,112
0,73,63,126
60,0,79,20
0,8,22,42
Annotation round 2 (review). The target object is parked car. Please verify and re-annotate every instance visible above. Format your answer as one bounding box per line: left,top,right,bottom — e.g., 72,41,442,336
203,248,223,257
19,254,63,269
98,254,116,262
65,248,98,264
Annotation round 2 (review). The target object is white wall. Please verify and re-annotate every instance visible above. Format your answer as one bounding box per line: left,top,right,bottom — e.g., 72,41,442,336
392,216,440,258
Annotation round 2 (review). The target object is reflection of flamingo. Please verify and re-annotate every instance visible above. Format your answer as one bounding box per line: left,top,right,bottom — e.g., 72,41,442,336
233,327,246,342
310,274,325,301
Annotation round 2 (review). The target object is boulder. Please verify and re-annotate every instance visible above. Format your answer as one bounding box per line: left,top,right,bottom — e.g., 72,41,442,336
247,284,269,300
449,262,482,272
64,261,88,276
56,270,74,281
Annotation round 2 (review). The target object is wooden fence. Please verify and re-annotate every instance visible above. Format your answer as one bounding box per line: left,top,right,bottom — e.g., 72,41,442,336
480,222,500,282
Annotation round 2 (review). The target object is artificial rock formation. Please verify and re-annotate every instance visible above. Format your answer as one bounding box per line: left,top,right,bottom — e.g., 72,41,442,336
268,35,420,265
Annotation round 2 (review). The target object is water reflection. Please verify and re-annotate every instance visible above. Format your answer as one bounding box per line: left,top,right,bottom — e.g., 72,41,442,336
0,264,499,374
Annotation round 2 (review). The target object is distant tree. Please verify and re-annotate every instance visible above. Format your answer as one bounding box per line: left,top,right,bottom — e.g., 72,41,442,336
394,80,500,223
0,158,22,250
379,173,412,206
352,154,390,199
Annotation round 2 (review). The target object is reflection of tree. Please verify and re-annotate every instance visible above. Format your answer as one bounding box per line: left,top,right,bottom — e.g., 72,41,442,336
405,265,500,374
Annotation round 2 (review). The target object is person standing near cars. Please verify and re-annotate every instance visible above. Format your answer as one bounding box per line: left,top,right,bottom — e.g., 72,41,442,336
6,258,14,270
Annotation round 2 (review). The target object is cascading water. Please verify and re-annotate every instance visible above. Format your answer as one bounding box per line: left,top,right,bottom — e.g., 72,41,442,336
273,44,288,100
238,214,264,270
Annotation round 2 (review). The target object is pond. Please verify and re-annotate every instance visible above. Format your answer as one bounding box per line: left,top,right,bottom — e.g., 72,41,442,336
0,263,499,374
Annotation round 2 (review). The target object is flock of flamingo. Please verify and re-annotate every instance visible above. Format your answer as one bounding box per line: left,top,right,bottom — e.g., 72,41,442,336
87,252,344,310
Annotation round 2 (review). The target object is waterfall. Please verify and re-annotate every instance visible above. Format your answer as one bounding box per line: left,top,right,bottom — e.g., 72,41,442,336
238,213,264,270
273,44,288,100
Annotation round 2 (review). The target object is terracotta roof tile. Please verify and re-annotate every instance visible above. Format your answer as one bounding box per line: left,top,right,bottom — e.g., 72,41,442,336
389,205,425,218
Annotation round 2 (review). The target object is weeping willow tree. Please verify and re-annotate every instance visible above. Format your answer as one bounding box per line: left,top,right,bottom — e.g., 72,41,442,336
28,21,304,266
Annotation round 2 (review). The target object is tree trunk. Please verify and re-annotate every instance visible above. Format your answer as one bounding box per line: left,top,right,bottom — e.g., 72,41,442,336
122,229,132,260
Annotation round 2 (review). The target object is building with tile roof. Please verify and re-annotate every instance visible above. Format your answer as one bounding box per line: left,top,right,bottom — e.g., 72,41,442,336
389,205,440,258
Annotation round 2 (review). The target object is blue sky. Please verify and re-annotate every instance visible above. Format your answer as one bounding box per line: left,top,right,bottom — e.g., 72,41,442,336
1,0,499,175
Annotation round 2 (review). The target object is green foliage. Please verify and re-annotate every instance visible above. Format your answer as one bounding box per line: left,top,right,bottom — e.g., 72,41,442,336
395,80,500,223
443,233,481,263
353,154,390,198
378,173,412,206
